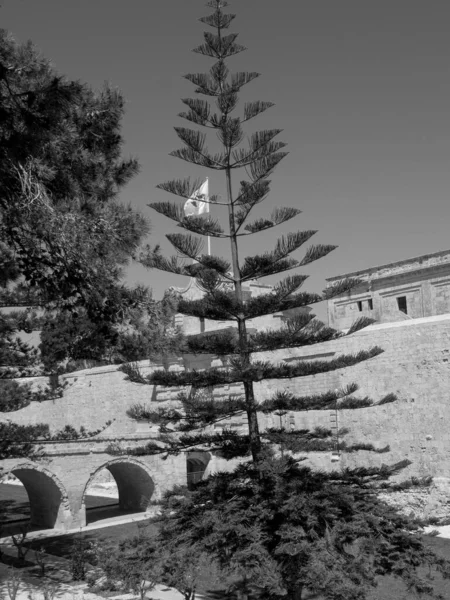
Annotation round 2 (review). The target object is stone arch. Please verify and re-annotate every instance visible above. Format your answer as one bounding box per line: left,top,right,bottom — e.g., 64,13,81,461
83,458,156,513
3,463,71,529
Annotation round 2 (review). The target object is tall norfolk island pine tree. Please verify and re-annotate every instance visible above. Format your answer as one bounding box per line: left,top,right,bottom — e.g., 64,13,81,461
114,2,450,598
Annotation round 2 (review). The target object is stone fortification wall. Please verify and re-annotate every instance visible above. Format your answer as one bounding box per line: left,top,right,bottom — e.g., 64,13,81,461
2,314,450,481
0,361,163,435
261,314,450,480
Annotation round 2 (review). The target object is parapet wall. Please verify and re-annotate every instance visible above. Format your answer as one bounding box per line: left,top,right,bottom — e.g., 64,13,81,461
2,314,450,480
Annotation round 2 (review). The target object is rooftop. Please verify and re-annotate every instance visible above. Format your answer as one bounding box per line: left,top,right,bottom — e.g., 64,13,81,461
326,248,450,283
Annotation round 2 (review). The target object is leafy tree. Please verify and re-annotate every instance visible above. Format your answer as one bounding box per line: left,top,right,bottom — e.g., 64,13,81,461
112,1,450,598
159,546,214,600
147,458,450,600
39,289,184,372
0,28,149,458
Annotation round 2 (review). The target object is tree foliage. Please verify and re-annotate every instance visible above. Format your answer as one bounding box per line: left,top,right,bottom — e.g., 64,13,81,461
0,28,151,459
38,289,183,372
105,2,450,599
128,0,386,463
153,458,450,600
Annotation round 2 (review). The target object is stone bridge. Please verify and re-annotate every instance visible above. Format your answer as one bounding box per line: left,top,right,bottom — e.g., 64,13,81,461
1,437,215,531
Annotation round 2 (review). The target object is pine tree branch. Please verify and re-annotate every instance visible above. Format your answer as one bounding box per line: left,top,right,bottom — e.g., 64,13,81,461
184,317,338,355
116,430,251,459
322,277,363,299
233,179,272,232
119,362,148,384
217,116,244,148
259,386,398,413
199,11,236,30
328,460,412,484
149,347,383,388
242,100,275,122
178,98,217,129
222,276,362,321
141,241,233,282
180,215,228,238
242,291,322,320
262,428,390,454
230,71,260,91
248,318,339,352
233,142,287,170
127,390,246,433
242,207,302,235
138,245,193,276
259,386,356,413
156,178,224,205
179,390,246,427
345,316,377,335
271,274,309,298
169,147,227,169
190,256,233,279
234,177,271,206
239,231,317,281
193,32,246,59
186,327,239,355
231,129,286,167
242,243,339,282
174,127,207,153
183,72,219,96
249,153,288,180
178,290,240,321
166,233,205,259
148,202,226,238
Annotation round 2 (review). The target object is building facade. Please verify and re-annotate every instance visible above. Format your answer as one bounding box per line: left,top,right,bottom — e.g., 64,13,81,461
326,249,450,330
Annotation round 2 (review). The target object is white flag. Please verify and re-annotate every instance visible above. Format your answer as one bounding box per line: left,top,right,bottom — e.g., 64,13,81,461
184,179,209,217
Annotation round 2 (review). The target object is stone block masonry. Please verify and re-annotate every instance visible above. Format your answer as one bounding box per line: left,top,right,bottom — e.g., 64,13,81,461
261,313,450,480
1,313,450,529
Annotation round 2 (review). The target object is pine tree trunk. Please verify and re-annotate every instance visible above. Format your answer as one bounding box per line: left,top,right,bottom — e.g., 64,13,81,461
287,586,303,600
226,167,262,462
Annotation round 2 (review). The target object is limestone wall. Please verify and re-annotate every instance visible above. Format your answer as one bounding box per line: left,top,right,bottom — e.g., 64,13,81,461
260,314,450,480
2,314,450,481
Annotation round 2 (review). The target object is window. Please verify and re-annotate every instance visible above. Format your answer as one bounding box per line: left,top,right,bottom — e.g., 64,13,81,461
357,301,363,312
397,296,407,314
368,298,373,310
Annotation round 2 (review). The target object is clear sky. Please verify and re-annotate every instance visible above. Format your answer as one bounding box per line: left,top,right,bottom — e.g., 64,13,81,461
3,0,450,321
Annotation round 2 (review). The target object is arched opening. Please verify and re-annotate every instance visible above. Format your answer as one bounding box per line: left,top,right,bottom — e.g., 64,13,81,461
0,465,70,531
83,467,119,520
187,451,211,490
82,459,156,525
0,473,30,524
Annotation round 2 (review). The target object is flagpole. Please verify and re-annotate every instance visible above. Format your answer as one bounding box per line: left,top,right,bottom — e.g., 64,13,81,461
206,178,211,256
